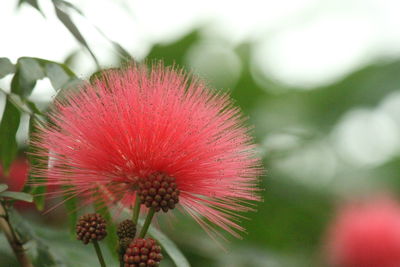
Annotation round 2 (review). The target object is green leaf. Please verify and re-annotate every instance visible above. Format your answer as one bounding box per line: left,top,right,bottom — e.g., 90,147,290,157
147,30,200,66
53,1,99,67
58,0,131,63
17,0,43,15
26,100,43,116
30,186,47,210
110,41,132,62
0,184,8,193
0,191,33,202
94,204,118,259
33,242,60,267
33,58,76,77
89,70,104,84
63,50,80,67
92,25,132,62
0,99,21,174
5,91,44,117
62,186,78,237
30,57,79,92
53,78,84,102
7,209,64,266
0,58,15,78
89,68,119,85
148,226,191,267
11,57,78,97
26,116,47,210
44,63,71,90
55,0,84,15
11,58,45,97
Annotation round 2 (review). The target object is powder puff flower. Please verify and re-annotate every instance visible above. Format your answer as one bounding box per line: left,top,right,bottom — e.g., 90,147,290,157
31,63,262,238
324,197,400,267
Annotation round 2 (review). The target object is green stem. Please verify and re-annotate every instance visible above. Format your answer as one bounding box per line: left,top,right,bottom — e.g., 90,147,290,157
132,195,141,226
92,240,107,267
138,208,155,238
0,201,33,267
0,88,46,127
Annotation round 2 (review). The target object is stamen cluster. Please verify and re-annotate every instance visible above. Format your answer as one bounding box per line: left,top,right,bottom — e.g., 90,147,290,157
137,172,180,212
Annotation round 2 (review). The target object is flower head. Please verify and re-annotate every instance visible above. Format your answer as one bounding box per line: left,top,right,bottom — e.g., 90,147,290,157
324,197,400,267
31,63,262,238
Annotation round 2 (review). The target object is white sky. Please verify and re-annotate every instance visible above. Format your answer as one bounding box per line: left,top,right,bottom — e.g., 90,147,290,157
2,0,400,88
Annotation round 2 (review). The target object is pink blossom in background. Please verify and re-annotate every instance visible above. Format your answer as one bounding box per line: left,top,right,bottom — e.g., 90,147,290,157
324,197,400,267
0,158,34,210
31,63,262,238
0,158,28,192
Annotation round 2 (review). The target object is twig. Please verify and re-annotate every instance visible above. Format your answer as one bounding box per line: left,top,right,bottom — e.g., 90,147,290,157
131,195,141,226
0,88,46,127
138,208,155,238
92,240,107,267
0,201,33,267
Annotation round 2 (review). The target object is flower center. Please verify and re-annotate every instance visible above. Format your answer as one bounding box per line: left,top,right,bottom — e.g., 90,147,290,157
137,172,180,212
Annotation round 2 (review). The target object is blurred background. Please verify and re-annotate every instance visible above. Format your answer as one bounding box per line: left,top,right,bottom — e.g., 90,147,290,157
1,0,400,266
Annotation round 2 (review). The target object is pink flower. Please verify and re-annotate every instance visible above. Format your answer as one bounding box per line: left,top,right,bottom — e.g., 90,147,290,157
324,197,400,267
0,158,28,192
31,63,262,238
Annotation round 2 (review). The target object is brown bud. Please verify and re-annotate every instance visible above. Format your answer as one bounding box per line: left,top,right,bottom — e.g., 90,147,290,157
76,213,107,244
123,238,163,267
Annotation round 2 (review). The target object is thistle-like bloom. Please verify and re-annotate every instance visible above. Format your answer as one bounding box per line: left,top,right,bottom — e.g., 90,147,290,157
324,197,400,267
31,63,262,238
